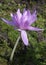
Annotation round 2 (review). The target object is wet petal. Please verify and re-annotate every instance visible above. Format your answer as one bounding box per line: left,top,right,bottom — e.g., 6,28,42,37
21,30,29,46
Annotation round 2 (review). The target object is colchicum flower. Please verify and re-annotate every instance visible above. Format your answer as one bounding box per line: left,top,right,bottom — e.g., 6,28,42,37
2,9,43,46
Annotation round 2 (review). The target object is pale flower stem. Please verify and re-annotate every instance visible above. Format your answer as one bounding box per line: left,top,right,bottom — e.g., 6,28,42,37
10,36,20,61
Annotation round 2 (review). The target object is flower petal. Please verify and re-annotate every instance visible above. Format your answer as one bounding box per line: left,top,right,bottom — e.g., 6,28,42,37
10,13,20,27
24,10,37,25
17,9,22,21
10,13,13,17
22,10,28,23
26,26,44,31
21,30,29,46
21,10,29,27
29,10,37,25
24,10,31,26
23,10,37,26
1,18,14,26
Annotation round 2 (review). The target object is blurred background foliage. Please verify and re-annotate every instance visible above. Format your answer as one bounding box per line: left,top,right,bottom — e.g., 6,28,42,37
0,0,46,65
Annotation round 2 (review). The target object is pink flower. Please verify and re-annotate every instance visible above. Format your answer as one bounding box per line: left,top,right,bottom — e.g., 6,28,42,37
1,9,43,46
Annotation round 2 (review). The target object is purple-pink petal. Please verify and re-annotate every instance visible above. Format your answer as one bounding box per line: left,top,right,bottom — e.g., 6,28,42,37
1,18,14,26
17,9,22,21
22,10,37,26
10,13,20,27
24,10,32,26
30,10,37,25
21,9,31,26
22,10,28,23
26,26,44,31
27,10,37,25
21,30,29,46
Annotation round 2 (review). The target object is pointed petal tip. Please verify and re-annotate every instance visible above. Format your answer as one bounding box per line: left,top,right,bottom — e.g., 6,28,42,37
1,18,9,24
26,26,44,31
40,29,44,31
25,43,29,46
1,18,14,26
17,9,20,13
34,10,37,13
10,13,13,17
1,18,5,21
17,8,22,21
37,29,44,31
